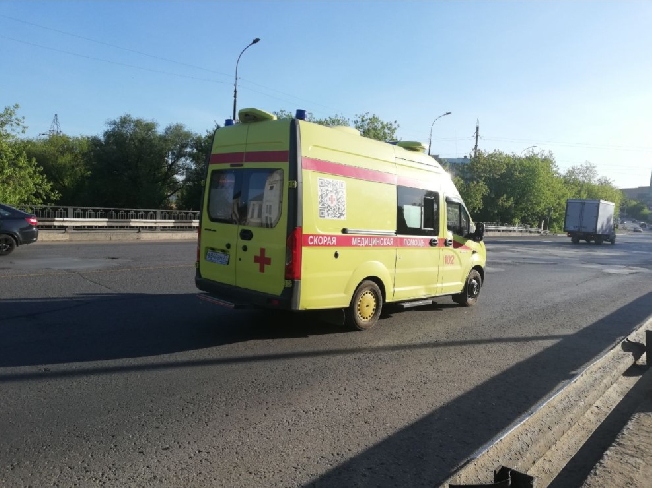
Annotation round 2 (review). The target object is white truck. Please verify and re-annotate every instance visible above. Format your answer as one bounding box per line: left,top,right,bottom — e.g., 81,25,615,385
564,199,616,245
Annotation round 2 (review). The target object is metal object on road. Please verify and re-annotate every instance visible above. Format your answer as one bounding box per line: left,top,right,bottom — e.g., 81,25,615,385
449,466,535,488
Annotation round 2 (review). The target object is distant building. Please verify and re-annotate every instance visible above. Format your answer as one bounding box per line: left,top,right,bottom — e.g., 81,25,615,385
439,157,471,166
436,156,471,178
621,171,652,204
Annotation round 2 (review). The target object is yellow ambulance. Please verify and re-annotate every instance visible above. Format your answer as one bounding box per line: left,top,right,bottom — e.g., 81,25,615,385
195,108,486,330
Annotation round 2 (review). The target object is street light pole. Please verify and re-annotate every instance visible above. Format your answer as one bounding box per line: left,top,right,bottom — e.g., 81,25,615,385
428,111,451,156
521,145,537,155
232,37,260,122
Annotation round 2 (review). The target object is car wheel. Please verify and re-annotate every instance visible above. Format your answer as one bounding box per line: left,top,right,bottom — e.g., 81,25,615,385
345,280,383,331
0,235,16,256
452,269,482,307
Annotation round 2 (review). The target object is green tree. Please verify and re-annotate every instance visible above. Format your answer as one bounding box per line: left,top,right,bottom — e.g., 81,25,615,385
85,115,196,208
273,109,398,141
22,134,91,205
0,104,57,206
621,198,650,222
353,112,399,142
457,149,568,230
453,175,488,214
273,110,350,127
176,126,218,210
562,162,622,213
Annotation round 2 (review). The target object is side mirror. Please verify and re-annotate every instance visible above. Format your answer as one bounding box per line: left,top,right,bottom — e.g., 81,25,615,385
474,222,485,242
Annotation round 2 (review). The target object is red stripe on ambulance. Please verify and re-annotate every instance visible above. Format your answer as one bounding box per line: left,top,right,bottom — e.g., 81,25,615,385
210,151,289,164
302,234,444,248
302,158,396,185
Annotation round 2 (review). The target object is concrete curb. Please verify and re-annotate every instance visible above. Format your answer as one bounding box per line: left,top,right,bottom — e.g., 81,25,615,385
440,317,652,487
580,366,652,487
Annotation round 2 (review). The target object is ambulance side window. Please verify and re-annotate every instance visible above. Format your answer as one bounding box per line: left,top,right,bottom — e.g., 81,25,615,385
397,186,439,236
446,201,471,237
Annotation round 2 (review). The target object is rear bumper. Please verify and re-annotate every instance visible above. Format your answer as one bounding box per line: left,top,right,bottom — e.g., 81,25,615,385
195,273,293,310
19,227,38,245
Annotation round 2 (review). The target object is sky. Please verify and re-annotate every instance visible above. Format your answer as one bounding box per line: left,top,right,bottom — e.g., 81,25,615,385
1,0,650,190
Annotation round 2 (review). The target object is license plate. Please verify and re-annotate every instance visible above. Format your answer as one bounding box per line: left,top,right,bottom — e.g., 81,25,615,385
206,250,230,265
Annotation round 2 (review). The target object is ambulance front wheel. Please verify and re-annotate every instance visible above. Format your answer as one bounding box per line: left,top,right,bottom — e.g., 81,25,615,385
452,269,482,307
346,280,383,331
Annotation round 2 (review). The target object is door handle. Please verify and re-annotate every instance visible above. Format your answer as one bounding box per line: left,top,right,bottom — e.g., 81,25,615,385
429,238,438,247
445,238,454,247
239,229,253,240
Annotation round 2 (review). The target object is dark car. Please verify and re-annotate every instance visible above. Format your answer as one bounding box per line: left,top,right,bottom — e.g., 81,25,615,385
0,203,39,255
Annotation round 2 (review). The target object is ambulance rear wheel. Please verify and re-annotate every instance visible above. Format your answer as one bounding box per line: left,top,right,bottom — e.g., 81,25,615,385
346,280,383,331
452,269,482,307
571,236,580,244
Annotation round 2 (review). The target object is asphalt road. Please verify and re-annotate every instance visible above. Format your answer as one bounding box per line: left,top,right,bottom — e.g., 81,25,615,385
1,233,651,487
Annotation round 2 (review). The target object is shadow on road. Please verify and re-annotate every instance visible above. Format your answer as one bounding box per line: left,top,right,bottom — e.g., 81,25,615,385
0,293,344,368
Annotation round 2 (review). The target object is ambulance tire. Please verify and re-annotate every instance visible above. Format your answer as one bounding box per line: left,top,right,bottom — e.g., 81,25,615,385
452,269,482,307
571,236,580,244
346,280,383,331
595,236,604,245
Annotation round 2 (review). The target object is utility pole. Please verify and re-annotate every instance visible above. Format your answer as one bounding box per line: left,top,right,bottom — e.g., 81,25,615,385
473,119,479,158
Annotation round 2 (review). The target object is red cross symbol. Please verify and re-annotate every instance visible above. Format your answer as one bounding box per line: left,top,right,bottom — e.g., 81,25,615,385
253,248,272,273
328,193,336,206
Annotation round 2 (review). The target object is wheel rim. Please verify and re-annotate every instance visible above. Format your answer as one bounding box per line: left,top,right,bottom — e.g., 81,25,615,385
0,237,10,252
468,277,480,299
357,290,377,322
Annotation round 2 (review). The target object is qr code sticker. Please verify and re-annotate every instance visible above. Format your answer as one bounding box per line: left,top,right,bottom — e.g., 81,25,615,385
318,178,346,220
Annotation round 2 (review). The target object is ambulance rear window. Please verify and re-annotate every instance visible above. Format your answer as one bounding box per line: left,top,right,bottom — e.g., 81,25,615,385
207,168,284,228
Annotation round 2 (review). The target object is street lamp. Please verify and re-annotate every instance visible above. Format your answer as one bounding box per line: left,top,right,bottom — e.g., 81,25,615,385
232,37,260,122
428,111,451,156
521,145,537,155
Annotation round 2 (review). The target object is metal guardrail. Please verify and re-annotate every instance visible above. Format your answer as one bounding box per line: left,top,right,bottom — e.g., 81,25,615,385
18,205,199,231
15,207,545,234
483,223,544,234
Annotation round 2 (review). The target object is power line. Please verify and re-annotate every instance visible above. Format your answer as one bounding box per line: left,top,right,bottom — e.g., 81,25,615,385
0,35,228,85
0,14,351,117
482,136,652,152
0,14,234,79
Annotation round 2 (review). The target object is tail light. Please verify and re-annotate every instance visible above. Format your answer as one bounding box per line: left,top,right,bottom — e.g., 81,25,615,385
285,226,302,280
25,216,38,226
